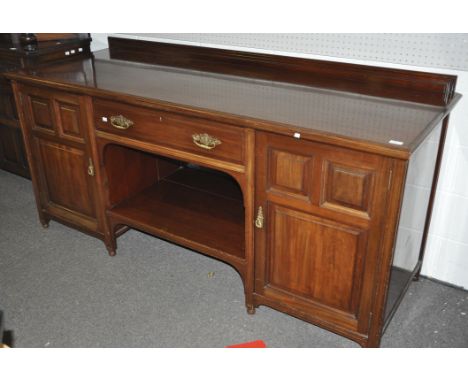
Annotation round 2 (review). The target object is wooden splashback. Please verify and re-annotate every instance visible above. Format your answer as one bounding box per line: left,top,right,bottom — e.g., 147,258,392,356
108,36,457,107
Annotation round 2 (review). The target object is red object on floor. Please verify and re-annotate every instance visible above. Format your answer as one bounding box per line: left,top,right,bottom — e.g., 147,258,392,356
226,340,267,348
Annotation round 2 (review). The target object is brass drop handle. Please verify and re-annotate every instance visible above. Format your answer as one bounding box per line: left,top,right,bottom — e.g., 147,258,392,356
192,133,222,150
110,115,134,130
255,206,264,229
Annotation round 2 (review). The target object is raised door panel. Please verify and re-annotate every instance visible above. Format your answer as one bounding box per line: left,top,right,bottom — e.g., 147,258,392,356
321,160,375,218
55,99,85,143
268,205,366,313
30,96,55,133
23,86,87,145
35,138,96,220
268,149,314,202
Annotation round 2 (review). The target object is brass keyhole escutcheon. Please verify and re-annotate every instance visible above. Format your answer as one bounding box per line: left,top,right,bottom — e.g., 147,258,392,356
255,206,264,229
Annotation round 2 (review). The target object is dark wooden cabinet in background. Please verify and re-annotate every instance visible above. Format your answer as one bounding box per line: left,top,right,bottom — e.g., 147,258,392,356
6,37,460,347
0,33,91,178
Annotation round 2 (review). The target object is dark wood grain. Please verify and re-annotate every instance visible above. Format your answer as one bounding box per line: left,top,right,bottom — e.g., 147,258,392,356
8,39,460,347
16,83,103,236
5,49,460,160
101,143,160,207
254,131,393,342
94,97,246,165
107,166,245,259
108,37,457,106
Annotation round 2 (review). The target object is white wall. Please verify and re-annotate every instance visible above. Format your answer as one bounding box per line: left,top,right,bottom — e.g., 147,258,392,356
91,33,468,289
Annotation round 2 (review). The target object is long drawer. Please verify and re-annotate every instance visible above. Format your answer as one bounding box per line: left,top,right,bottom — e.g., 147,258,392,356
93,98,246,165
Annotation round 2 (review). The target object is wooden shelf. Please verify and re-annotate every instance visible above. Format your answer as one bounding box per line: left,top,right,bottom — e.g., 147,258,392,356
108,167,245,260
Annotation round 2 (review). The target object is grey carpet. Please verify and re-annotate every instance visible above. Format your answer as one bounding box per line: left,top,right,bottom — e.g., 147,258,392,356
0,169,467,347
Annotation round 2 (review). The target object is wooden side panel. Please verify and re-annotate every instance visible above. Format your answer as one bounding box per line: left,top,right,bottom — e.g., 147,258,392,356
0,86,18,120
101,143,159,207
0,125,22,165
0,124,29,177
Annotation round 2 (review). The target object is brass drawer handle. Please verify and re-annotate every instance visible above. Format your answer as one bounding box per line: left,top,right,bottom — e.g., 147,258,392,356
110,115,134,130
192,133,222,150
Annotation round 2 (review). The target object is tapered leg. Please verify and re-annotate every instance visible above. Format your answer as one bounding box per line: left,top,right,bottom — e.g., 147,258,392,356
246,304,256,315
364,332,382,348
106,244,116,257
39,215,50,228
104,221,118,257
245,292,258,315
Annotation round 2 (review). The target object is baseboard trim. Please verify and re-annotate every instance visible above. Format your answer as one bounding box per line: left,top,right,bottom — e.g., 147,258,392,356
420,275,467,292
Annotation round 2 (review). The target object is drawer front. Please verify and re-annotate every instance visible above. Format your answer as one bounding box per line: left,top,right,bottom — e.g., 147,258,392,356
93,99,245,164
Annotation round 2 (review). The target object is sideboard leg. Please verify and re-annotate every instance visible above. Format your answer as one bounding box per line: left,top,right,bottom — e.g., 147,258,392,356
39,216,50,228
105,239,117,256
246,304,256,315
104,222,118,257
364,334,382,348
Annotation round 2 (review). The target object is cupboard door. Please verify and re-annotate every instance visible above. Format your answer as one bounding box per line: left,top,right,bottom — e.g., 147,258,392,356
19,85,101,234
33,138,98,230
254,132,391,334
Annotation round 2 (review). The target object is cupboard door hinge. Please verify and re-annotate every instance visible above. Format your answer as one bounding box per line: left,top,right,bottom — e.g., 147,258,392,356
387,169,393,190
87,158,95,177
255,206,264,229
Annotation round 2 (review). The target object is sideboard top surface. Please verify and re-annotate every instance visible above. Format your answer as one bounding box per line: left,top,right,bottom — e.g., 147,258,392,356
7,48,459,159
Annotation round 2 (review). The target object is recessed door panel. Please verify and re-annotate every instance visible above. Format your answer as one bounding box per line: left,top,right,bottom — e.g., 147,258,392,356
36,139,96,219
268,205,365,313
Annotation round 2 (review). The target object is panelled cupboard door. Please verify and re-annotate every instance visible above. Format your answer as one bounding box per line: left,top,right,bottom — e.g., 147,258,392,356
19,85,101,234
31,137,99,232
254,132,392,335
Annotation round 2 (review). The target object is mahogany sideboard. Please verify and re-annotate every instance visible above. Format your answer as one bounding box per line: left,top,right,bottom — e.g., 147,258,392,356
0,33,91,178
5,37,461,347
